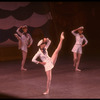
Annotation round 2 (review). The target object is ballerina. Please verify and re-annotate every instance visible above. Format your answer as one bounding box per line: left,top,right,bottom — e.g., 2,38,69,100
71,26,88,71
32,32,64,94
14,25,33,71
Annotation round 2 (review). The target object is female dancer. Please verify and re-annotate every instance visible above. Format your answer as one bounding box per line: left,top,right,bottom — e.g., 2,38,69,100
32,32,64,95
14,25,33,71
71,26,88,71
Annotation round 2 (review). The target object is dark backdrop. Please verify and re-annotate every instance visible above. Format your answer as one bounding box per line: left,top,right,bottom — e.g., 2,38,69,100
0,1,99,61
48,1,100,57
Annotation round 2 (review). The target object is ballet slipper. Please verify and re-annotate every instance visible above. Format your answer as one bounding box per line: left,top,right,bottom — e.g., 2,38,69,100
61,32,65,40
43,91,49,95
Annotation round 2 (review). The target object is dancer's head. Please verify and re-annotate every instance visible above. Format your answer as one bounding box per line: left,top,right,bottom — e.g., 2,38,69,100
22,25,28,33
78,26,84,34
78,29,83,34
40,43,46,49
37,38,47,49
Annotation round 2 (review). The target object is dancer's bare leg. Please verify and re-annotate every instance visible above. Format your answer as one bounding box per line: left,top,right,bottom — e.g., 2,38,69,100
14,34,22,49
51,32,64,65
43,32,64,95
75,53,81,71
21,51,27,71
73,52,77,67
43,70,52,95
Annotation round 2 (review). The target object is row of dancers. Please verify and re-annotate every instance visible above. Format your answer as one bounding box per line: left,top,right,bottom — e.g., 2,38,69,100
14,25,88,95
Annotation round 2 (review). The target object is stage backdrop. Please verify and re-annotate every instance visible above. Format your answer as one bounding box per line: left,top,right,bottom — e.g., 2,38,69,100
0,2,56,61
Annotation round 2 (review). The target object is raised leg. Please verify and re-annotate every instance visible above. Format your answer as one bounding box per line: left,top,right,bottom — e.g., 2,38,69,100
14,33,22,49
51,32,64,65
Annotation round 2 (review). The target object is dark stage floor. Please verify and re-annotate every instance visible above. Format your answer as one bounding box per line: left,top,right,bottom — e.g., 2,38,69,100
0,56,100,99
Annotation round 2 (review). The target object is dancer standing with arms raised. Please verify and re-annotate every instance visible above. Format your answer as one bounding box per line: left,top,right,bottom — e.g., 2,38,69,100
14,25,33,71
71,26,88,71
32,32,64,95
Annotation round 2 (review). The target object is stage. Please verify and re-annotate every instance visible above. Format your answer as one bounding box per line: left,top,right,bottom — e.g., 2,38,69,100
0,55,100,99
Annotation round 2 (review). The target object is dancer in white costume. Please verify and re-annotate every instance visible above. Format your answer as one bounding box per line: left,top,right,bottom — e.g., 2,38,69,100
71,26,88,71
14,25,33,71
32,32,64,95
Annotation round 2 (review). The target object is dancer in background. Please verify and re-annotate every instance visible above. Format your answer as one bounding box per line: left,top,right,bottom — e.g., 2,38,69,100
14,25,33,71
71,26,88,71
32,32,64,95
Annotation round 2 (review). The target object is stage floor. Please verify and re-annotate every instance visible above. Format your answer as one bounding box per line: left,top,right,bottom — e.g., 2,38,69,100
0,56,100,99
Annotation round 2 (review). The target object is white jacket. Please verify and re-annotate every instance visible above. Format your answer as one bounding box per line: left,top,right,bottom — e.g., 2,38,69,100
71,30,88,45
32,39,54,71
16,27,33,52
